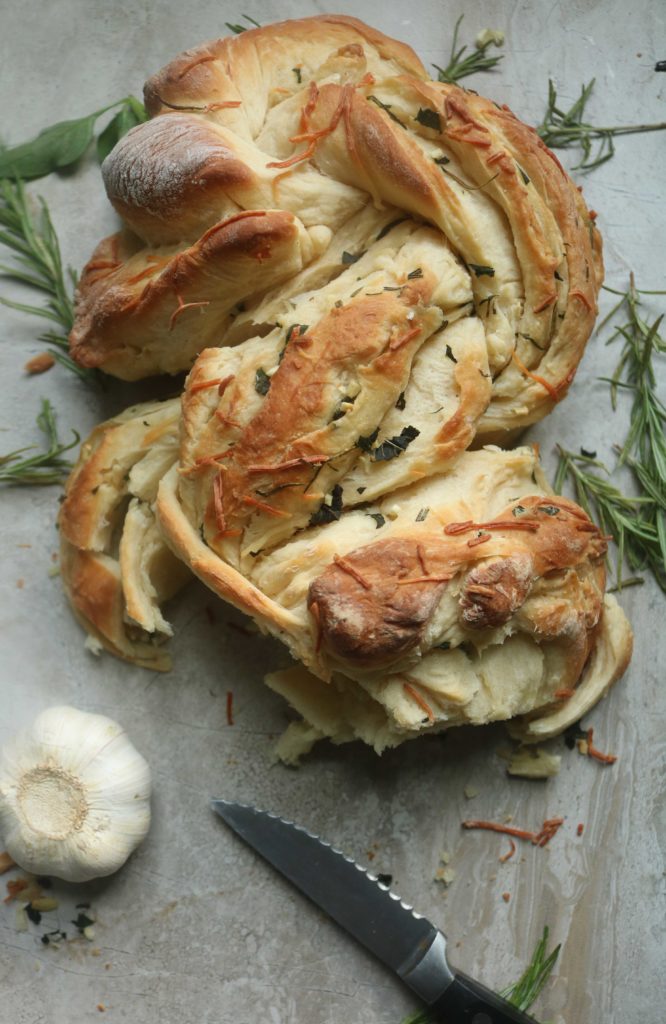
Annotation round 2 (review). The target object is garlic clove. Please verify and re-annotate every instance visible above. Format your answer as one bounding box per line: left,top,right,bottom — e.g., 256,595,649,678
0,706,151,883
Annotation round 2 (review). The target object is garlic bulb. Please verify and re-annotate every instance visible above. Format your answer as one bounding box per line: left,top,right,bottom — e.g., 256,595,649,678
0,706,151,882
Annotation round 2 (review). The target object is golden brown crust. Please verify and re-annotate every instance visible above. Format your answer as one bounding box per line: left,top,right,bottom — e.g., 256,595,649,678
58,17,630,752
70,210,315,379
308,496,607,670
59,400,188,668
70,14,601,403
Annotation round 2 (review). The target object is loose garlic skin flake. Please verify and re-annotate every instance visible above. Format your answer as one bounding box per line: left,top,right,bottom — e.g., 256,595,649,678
0,706,151,883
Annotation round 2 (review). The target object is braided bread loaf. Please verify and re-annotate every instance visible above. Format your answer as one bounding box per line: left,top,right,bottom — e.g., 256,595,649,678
60,16,631,755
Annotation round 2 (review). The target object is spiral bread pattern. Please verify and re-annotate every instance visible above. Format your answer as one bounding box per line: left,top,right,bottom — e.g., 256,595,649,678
61,16,631,756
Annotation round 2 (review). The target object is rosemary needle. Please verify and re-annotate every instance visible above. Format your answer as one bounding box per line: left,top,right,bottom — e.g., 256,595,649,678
0,398,78,485
537,79,666,171
500,927,561,1012
225,14,261,34
0,178,90,379
433,15,504,84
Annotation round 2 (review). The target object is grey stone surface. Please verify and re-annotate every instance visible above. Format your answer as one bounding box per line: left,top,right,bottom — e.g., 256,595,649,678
0,2,663,1022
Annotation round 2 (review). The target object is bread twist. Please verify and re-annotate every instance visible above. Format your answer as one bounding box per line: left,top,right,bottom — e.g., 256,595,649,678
60,16,631,756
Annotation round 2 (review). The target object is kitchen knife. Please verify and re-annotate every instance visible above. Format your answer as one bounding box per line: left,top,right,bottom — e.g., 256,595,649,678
211,799,538,1023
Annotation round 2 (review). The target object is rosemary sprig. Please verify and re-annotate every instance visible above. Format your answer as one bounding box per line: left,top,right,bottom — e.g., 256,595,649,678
400,927,560,1023
537,79,666,171
556,278,666,591
225,14,261,34
0,178,90,378
500,927,561,1011
434,16,504,84
0,398,78,485
554,452,664,593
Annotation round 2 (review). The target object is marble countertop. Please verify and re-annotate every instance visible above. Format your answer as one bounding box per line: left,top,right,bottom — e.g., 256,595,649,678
0,2,663,1022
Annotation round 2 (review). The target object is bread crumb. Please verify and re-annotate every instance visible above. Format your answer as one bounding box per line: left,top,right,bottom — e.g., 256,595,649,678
435,866,456,886
16,579,24,589
24,353,55,375
507,747,561,779
31,897,59,912
502,892,511,902
439,850,450,864
463,784,479,799
97,1005,106,1013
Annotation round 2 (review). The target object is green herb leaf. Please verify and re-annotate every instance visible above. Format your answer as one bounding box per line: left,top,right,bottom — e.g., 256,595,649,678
254,367,271,395
357,427,380,453
468,263,495,278
377,217,408,241
367,95,407,128
0,112,101,179
0,399,79,485
96,97,148,162
309,484,344,527
366,512,386,529
415,108,441,132
415,507,429,522
71,912,95,933
341,250,364,265
372,425,420,462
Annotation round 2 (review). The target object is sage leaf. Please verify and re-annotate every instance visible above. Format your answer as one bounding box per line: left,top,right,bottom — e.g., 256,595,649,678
0,112,102,180
96,100,148,162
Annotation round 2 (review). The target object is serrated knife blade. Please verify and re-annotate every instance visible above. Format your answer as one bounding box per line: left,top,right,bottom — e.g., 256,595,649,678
211,799,538,1023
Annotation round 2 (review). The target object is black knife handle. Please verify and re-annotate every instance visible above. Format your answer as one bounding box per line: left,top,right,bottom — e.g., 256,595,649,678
429,971,538,1024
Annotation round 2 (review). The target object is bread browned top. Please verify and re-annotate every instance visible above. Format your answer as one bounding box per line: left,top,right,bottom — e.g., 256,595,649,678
69,13,601,450
57,17,631,757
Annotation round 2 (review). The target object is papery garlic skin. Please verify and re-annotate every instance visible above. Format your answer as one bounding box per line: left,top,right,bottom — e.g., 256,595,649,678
0,706,151,882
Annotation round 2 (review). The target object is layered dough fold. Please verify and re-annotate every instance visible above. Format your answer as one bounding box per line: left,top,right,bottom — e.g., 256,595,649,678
69,14,601,443
59,16,631,758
